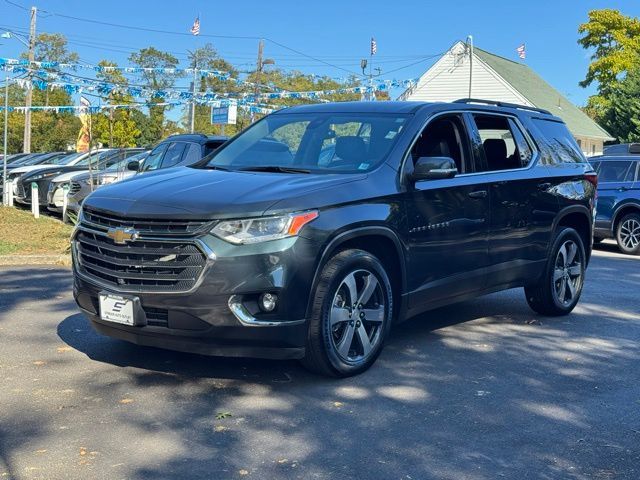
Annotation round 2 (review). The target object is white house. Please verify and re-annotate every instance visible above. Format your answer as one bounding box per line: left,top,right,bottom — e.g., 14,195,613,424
399,41,614,156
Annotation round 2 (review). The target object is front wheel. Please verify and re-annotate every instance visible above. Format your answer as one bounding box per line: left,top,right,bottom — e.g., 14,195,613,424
301,249,393,377
525,227,586,316
616,213,640,255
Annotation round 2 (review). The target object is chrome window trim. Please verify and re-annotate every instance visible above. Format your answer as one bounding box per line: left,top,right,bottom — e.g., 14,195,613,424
401,110,541,182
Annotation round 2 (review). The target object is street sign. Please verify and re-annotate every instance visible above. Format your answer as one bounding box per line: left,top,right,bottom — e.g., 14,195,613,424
211,105,237,125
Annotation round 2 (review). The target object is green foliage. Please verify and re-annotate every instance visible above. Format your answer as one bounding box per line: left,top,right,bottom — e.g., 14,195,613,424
599,68,640,142
578,9,640,90
21,33,80,64
579,9,640,141
129,47,181,143
91,61,141,147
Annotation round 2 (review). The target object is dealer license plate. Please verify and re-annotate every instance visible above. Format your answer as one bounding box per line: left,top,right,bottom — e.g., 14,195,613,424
99,293,136,326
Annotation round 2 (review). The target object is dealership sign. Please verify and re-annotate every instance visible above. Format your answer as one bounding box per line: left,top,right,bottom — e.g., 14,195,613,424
211,105,237,125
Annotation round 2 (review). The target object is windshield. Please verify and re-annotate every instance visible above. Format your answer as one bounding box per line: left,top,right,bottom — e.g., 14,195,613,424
21,154,53,166
204,113,409,173
75,150,113,167
105,151,149,172
51,152,83,165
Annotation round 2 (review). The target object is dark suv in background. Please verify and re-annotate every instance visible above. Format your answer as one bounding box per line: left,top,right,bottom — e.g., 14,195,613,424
589,155,640,254
72,100,596,377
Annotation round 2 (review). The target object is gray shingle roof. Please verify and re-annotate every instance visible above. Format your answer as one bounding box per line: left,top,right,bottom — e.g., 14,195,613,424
474,47,614,140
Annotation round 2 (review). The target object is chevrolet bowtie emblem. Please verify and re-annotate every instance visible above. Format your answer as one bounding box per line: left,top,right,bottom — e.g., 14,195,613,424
107,227,139,245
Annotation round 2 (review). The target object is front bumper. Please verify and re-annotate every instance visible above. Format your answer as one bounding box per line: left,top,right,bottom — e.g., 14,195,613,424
72,230,319,360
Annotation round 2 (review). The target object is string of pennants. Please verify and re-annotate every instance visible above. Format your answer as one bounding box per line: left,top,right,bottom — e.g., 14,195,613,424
1,56,418,101
0,98,279,115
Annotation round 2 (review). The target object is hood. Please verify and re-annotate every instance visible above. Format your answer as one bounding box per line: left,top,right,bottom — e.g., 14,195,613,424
8,165,59,176
84,166,367,219
21,165,87,181
71,169,135,183
52,170,90,183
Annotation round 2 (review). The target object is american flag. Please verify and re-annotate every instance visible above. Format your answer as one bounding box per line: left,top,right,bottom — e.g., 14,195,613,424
516,43,526,60
371,37,377,56
190,16,200,36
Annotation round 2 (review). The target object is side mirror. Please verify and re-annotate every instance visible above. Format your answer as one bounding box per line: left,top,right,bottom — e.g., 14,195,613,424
127,160,140,172
629,143,640,154
411,156,458,181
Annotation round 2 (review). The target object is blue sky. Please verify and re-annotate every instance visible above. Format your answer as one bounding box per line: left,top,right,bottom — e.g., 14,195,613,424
1,0,639,112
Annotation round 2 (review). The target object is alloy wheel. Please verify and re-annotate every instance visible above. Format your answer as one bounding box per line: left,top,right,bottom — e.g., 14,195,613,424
329,269,386,363
553,240,583,307
619,218,640,251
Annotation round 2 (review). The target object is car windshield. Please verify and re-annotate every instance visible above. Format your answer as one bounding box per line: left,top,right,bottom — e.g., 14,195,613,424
104,151,149,172
21,154,54,166
74,150,114,167
204,112,409,173
51,152,83,165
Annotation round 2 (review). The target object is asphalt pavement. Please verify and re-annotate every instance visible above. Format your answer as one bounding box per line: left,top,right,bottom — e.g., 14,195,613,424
0,242,639,480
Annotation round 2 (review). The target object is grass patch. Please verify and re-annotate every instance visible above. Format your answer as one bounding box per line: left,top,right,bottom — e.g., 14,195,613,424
0,206,73,255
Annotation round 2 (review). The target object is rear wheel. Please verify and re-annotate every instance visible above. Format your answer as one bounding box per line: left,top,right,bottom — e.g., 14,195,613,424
302,249,393,377
616,213,640,255
525,227,586,316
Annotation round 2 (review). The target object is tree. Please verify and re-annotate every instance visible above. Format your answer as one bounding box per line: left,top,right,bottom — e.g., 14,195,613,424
17,33,80,151
128,47,181,143
578,9,640,140
30,33,80,64
91,61,141,147
599,68,640,142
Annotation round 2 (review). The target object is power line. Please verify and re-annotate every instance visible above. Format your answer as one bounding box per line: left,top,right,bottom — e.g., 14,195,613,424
3,0,362,76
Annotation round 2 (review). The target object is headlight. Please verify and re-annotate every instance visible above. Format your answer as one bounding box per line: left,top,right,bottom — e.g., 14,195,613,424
80,176,117,186
211,211,318,244
28,171,59,181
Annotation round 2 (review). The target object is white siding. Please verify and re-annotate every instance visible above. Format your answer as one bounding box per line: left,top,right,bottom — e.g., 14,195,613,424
401,42,530,105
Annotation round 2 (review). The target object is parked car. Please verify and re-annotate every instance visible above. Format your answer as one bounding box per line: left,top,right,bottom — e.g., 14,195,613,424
589,155,640,254
48,151,149,214
72,100,596,377
65,135,228,215
603,143,640,156
15,149,145,206
1,152,72,197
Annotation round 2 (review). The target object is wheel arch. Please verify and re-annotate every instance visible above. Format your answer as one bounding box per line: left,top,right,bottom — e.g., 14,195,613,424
305,226,407,322
551,205,593,264
612,201,640,235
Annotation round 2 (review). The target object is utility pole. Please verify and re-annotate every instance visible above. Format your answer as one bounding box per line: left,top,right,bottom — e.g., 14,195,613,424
189,50,197,133
251,39,264,123
23,6,36,154
3,75,8,205
466,35,473,99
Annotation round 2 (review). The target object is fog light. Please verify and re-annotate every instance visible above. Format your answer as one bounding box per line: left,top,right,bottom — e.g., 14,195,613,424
259,292,278,312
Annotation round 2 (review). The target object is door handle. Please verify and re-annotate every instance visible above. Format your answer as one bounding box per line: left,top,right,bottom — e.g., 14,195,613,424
468,190,487,199
538,182,552,190
618,187,629,192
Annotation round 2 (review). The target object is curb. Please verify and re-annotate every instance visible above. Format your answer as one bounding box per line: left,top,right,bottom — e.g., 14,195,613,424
0,254,71,267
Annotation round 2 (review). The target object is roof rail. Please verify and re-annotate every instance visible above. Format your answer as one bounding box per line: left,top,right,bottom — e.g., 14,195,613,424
453,98,552,115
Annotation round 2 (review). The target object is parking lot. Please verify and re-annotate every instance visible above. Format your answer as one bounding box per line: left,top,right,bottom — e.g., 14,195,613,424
0,243,638,480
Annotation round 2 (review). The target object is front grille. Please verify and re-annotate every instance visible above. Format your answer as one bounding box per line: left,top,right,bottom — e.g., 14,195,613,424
15,182,26,198
69,182,81,195
83,207,210,236
75,230,208,293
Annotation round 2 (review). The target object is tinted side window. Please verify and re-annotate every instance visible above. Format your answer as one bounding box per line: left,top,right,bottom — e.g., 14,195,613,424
410,114,471,174
532,118,585,164
598,161,635,183
141,143,169,172
160,142,187,169
182,143,203,165
472,114,534,171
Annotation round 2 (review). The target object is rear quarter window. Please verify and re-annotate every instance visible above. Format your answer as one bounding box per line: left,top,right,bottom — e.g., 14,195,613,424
532,118,586,164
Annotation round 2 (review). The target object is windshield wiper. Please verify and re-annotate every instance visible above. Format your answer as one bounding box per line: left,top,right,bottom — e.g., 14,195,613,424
237,165,311,174
202,164,233,171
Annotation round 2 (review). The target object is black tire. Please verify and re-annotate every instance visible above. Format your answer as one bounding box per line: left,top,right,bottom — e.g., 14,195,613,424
301,249,393,377
615,213,640,255
525,227,586,316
